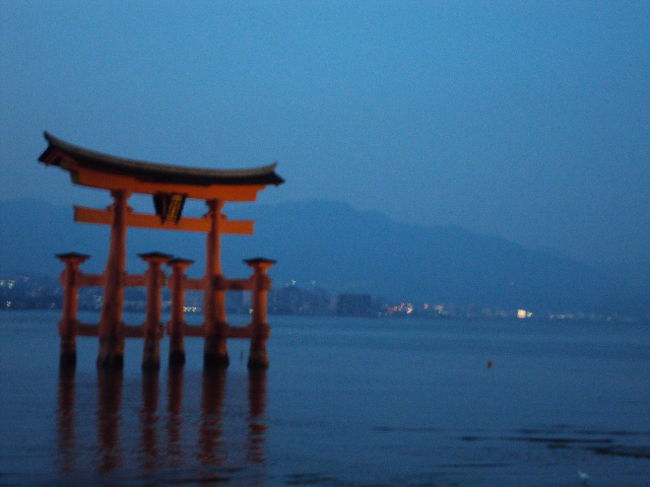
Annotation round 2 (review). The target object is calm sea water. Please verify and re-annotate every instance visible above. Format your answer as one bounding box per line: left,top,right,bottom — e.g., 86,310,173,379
0,310,649,486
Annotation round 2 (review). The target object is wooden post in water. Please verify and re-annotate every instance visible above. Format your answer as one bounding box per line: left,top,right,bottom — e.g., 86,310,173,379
57,252,90,367
245,258,275,369
204,200,229,367
140,252,172,370
167,257,194,366
97,190,130,368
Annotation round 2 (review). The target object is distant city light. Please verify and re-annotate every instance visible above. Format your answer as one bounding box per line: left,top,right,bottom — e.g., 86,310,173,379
0,279,16,289
386,302,416,315
517,309,533,319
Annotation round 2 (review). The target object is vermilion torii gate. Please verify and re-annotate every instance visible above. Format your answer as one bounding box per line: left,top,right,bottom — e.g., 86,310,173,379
38,132,284,370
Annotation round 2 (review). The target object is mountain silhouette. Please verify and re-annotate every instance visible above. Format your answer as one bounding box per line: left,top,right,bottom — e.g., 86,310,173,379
1,198,646,316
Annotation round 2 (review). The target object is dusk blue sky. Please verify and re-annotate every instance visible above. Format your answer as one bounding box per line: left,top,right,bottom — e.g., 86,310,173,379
1,2,648,264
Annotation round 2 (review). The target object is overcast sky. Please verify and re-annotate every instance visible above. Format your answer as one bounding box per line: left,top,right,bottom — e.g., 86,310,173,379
1,1,648,263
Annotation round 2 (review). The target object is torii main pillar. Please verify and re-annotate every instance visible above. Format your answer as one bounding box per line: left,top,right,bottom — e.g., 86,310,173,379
97,190,130,368
204,199,229,367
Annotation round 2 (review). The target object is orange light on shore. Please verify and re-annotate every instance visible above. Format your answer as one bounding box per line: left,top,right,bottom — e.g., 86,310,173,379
517,309,533,319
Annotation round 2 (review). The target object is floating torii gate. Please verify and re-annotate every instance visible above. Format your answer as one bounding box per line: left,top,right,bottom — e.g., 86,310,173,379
38,132,284,370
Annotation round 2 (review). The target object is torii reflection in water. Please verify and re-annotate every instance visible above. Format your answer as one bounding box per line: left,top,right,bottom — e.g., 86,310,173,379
56,366,268,483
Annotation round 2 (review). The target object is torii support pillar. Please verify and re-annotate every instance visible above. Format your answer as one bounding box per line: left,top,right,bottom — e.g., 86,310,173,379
140,252,172,370
204,200,229,368
57,252,90,368
246,258,275,369
167,258,194,367
97,190,130,368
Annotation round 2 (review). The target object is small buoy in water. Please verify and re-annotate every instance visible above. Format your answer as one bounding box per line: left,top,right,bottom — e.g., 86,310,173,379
487,360,493,368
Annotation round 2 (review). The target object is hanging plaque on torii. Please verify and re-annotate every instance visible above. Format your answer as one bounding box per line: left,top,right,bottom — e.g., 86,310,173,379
38,132,284,370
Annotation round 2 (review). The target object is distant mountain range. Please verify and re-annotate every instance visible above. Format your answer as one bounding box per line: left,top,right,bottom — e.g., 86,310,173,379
1,198,647,317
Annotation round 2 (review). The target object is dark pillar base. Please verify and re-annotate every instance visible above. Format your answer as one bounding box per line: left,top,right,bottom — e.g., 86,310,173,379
247,351,269,370
59,332,77,368
97,337,124,369
141,356,160,370
97,354,124,369
169,349,186,366
142,338,160,370
59,351,77,368
204,352,230,368
204,333,229,368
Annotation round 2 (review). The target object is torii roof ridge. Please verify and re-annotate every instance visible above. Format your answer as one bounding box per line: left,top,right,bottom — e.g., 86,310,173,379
39,131,284,186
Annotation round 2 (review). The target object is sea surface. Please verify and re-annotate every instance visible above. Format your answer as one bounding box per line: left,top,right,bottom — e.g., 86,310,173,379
0,310,649,487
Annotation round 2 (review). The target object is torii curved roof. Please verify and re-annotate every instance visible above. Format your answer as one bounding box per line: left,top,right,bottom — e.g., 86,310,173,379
38,132,285,187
